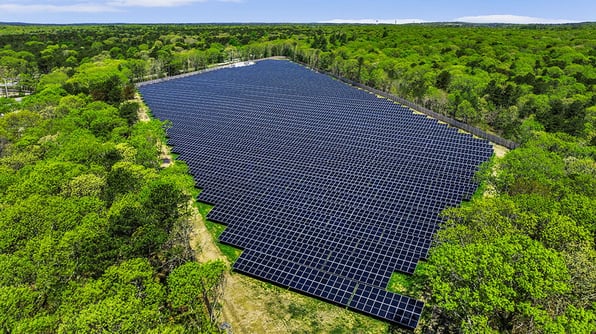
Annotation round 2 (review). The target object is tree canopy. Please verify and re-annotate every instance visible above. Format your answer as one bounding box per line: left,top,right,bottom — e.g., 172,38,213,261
0,45,225,332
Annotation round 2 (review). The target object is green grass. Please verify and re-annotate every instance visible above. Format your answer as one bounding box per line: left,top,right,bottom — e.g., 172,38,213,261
194,200,242,263
386,262,428,300
257,279,389,333
454,155,497,209
387,272,415,295
195,199,213,217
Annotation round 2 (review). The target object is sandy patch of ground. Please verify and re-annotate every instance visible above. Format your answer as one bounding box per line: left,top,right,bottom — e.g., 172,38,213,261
136,93,151,122
135,93,173,168
187,208,287,333
492,143,508,158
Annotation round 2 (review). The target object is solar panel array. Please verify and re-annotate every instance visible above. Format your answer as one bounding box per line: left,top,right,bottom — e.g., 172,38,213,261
139,60,493,328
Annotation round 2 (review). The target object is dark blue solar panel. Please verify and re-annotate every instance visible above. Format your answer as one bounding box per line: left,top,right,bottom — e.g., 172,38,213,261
139,60,493,329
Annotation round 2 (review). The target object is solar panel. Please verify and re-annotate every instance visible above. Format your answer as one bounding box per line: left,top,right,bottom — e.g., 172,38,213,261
139,60,493,328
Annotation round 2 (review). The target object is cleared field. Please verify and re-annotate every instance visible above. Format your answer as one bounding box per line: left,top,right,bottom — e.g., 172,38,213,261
139,60,493,329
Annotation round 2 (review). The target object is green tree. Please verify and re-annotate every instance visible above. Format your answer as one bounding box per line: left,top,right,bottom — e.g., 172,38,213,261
65,59,133,105
0,286,41,332
493,146,566,197
167,261,226,331
58,258,167,333
142,178,191,233
424,234,570,333
0,109,42,142
105,161,157,203
119,101,140,126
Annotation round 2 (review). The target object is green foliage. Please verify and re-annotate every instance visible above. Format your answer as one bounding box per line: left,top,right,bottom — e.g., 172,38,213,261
490,132,596,199
20,86,66,112
129,120,164,168
423,130,595,332
386,271,419,296
58,258,167,333
61,173,105,198
167,261,226,330
0,286,41,331
0,70,219,332
2,23,594,139
65,59,133,105
53,129,115,166
108,194,149,238
119,100,140,126
37,69,69,90
425,234,570,332
0,109,42,142
142,181,190,234
80,101,127,139
105,161,157,203
9,160,85,198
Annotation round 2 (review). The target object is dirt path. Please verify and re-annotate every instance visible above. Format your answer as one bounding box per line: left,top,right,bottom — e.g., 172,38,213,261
188,206,294,333
187,206,292,333
135,93,173,168
186,206,387,334
136,93,151,122
188,207,226,264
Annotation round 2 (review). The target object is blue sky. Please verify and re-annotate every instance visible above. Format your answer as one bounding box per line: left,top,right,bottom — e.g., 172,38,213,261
0,0,594,24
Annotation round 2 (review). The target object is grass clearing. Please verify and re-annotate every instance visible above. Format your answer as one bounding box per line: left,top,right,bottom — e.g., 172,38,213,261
255,279,390,334
195,201,242,263
387,272,415,295
492,143,508,158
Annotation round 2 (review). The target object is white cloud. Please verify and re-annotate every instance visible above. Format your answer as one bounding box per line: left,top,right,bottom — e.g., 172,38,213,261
320,15,579,25
0,0,239,13
0,3,118,13
321,18,425,24
107,0,243,7
454,15,578,24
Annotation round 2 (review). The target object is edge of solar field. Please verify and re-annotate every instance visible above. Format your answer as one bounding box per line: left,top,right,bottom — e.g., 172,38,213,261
215,229,425,329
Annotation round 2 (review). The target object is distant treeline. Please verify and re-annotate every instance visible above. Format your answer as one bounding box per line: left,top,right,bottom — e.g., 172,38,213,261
1,23,594,142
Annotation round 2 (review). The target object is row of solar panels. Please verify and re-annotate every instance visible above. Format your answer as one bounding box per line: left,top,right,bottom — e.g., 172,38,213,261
144,96,487,144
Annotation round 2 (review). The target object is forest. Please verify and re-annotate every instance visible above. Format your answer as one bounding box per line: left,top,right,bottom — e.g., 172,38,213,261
0,23,594,333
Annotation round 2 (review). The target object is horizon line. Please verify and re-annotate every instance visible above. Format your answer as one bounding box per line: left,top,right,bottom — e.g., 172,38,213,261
1,20,593,25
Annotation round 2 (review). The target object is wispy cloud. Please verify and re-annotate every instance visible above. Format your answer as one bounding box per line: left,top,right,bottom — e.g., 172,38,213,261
107,0,207,7
0,3,118,13
321,15,579,25
0,0,239,13
454,15,578,24
321,18,425,24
